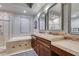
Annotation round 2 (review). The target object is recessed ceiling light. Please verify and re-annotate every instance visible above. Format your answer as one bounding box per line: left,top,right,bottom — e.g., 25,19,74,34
24,10,26,13
0,4,2,8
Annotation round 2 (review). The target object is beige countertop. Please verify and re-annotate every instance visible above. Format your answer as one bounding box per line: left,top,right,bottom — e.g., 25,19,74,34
33,33,64,41
51,40,79,56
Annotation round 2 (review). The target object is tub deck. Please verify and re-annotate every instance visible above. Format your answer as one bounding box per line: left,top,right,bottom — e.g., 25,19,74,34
0,36,32,55
8,36,32,42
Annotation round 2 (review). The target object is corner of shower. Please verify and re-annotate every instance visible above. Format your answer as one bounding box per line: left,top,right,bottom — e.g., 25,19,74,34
0,11,33,55
0,20,10,50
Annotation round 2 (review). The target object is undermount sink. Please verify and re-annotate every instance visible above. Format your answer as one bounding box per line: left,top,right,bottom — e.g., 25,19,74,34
42,33,64,41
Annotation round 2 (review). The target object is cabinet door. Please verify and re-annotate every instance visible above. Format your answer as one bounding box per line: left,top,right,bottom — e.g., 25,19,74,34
39,41,51,56
35,40,40,55
42,46,51,56
39,43,44,56
31,36,36,51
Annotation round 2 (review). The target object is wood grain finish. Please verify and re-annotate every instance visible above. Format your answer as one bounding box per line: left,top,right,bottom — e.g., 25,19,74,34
31,35,51,56
51,45,74,56
37,40,51,56
36,36,51,46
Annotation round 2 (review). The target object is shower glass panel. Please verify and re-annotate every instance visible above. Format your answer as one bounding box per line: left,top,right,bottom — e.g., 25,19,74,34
48,4,62,31
0,11,32,47
70,4,79,34
0,12,10,47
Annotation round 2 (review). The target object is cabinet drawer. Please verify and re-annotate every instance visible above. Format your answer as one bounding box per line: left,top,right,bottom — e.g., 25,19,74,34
40,44,51,56
38,40,51,56
38,40,50,48
37,36,51,46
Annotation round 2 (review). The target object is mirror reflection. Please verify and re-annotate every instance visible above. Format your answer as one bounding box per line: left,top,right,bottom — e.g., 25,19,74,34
48,4,62,31
71,4,79,34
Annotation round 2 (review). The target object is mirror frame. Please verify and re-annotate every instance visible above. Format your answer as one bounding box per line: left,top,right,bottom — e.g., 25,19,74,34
38,11,46,32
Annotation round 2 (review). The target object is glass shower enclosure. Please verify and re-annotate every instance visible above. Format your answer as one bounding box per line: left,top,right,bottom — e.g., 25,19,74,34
0,12,10,47
0,11,33,48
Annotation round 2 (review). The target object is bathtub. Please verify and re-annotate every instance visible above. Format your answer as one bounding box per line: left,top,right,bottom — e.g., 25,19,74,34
6,36,32,54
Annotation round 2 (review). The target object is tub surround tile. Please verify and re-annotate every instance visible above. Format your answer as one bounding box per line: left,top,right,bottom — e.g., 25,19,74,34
0,36,32,56
8,36,32,42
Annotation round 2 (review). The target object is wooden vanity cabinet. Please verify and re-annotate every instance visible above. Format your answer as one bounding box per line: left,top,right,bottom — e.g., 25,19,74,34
31,35,74,56
37,39,51,56
31,35,51,56
31,35,76,56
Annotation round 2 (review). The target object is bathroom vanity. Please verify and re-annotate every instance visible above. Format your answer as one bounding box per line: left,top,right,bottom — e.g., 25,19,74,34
31,33,63,56
31,33,79,56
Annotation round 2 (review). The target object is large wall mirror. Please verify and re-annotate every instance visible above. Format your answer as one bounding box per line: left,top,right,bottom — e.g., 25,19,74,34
70,4,79,34
39,12,46,32
48,3,63,31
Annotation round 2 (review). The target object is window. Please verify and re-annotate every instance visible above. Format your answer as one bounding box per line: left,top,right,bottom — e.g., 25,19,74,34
11,15,32,37
70,4,79,34
48,4,62,31
20,16,30,33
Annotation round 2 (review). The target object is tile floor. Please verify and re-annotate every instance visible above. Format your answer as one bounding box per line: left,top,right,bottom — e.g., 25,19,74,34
12,50,37,56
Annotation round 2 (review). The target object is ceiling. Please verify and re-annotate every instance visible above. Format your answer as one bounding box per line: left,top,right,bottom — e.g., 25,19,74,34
0,3,46,16
32,3,45,14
